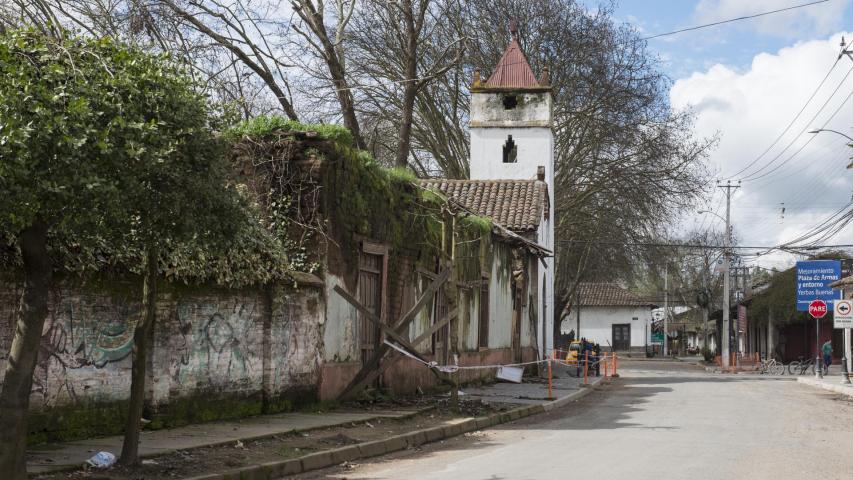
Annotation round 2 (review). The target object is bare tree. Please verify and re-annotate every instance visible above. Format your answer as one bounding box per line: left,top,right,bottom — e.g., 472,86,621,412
452,0,714,341
349,0,465,169
289,0,366,147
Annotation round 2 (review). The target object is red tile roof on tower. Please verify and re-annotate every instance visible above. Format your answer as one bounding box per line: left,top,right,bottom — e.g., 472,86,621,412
485,30,540,88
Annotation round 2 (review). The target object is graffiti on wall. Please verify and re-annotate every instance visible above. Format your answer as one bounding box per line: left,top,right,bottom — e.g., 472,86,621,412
34,291,141,406
169,299,263,392
272,293,321,391
1,282,324,411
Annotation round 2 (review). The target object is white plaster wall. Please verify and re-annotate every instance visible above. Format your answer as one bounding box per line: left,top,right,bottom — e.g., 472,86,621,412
322,275,358,362
470,91,552,127
470,128,554,182
537,201,554,357
462,288,479,351
488,242,514,349
576,306,653,349
469,92,555,359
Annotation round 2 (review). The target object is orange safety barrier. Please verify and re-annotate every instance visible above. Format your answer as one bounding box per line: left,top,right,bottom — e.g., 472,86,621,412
583,350,589,385
613,353,618,376
547,358,553,399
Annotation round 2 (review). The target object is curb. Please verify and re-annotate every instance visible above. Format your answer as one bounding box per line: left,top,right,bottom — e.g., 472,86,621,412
184,377,611,480
797,376,853,398
29,408,433,476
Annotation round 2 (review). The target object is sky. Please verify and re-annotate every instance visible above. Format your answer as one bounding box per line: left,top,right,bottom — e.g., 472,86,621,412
586,0,853,270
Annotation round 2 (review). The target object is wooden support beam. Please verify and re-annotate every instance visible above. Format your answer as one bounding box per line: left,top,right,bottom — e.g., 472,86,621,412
412,308,457,347
337,268,451,400
333,285,428,363
395,268,452,329
346,308,459,395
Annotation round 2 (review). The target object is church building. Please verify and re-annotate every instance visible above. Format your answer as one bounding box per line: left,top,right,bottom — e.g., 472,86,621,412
423,23,555,359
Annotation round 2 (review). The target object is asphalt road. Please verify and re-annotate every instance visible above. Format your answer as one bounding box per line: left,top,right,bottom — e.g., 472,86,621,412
296,359,853,480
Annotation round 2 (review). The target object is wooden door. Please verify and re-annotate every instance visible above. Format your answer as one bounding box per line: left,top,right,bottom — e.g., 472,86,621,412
358,252,383,367
612,324,631,351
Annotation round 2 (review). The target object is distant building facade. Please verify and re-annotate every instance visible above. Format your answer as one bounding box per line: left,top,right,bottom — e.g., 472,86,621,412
566,282,655,352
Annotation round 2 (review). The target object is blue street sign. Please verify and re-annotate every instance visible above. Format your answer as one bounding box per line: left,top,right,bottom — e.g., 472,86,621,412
796,260,842,311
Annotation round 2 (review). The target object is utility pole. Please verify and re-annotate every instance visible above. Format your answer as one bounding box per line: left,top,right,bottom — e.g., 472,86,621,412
664,264,668,357
719,180,740,369
730,265,750,361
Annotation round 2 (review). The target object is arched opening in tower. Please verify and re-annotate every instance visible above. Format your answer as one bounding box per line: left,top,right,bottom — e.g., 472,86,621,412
503,136,518,163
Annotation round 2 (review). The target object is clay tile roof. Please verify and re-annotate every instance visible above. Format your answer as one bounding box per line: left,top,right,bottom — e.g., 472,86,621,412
485,38,540,89
420,179,549,232
576,282,655,307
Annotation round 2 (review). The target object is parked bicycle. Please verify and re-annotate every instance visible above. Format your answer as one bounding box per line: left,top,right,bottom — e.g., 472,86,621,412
787,357,817,375
757,358,785,375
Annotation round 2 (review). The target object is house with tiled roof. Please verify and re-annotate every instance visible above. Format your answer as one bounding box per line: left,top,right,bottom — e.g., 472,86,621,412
422,21,555,361
565,282,656,353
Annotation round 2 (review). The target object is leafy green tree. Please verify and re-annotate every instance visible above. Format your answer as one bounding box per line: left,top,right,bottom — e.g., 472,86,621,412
0,30,258,476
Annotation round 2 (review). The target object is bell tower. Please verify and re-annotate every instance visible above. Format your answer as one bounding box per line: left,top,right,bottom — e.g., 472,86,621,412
469,21,554,191
468,21,555,357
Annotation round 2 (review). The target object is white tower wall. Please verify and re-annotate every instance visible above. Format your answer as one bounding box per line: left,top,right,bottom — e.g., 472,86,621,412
469,127,554,181
469,90,556,358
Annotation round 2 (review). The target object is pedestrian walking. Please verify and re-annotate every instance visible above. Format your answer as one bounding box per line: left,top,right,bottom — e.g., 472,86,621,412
822,340,833,374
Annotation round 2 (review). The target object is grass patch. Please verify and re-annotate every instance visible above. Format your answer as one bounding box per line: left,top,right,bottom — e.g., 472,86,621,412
226,116,354,147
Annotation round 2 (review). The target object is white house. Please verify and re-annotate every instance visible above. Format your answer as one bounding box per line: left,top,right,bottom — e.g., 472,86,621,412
424,23,555,359
566,282,655,352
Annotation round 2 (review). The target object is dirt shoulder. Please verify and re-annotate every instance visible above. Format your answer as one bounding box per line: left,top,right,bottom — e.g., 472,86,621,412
32,398,518,480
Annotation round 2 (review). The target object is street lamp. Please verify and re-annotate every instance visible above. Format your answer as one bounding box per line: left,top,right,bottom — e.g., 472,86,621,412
808,129,853,169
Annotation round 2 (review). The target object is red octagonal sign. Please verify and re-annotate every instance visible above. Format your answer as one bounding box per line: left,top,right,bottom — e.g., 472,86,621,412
809,300,828,319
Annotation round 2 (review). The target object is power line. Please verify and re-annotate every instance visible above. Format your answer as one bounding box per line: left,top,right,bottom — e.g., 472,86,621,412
725,57,841,179
556,239,853,250
741,64,853,181
643,0,832,40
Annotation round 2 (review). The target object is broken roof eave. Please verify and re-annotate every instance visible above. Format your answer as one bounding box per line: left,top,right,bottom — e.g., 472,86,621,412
488,223,552,258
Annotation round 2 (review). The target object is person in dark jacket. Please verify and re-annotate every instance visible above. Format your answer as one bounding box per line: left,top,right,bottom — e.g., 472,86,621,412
593,343,602,376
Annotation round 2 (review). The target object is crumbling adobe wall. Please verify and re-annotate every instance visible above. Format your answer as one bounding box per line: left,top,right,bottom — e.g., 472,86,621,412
0,276,323,444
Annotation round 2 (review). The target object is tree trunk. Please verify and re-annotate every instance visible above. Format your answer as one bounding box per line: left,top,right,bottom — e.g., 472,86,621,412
394,1,419,169
119,244,158,465
0,220,52,480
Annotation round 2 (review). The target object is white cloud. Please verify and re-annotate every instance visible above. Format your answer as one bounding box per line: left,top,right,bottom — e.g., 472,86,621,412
694,0,850,38
671,32,853,269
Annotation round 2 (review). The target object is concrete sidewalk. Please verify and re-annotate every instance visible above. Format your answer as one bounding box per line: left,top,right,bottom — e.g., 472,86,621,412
27,409,422,474
796,374,853,398
26,368,605,475
462,362,594,405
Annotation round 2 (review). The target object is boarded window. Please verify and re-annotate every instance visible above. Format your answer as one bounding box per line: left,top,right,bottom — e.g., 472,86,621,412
478,277,490,348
